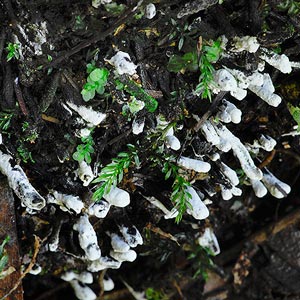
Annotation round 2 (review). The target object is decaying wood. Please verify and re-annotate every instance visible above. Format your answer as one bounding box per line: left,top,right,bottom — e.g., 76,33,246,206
216,207,300,266
0,180,24,300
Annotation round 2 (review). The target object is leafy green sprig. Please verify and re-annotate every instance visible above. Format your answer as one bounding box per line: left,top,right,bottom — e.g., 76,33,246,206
6,43,20,61
92,145,140,201
81,66,109,101
73,133,95,164
0,111,14,132
163,161,192,223
195,39,222,100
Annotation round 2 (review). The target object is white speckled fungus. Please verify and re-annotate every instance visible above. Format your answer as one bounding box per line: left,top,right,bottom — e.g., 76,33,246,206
118,225,143,248
88,201,111,218
109,51,137,75
47,191,84,214
0,150,46,210
73,214,101,261
87,256,121,272
78,161,95,186
198,227,220,255
260,48,292,74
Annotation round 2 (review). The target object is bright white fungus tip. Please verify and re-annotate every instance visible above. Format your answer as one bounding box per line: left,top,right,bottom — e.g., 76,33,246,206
103,187,130,207
109,51,137,75
178,156,211,173
186,186,209,220
145,3,156,19
73,214,101,261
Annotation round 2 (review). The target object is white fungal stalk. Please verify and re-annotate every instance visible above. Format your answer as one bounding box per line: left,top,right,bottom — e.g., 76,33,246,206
248,74,282,107
69,280,97,300
210,121,263,180
198,227,220,255
88,201,111,218
78,161,95,186
87,256,121,272
185,186,209,220
262,172,291,199
0,150,46,210
110,249,137,262
103,187,130,207
61,271,93,284
144,195,179,219
216,99,242,124
108,232,130,253
66,101,106,127
73,214,101,261
118,225,143,248
103,277,115,291
178,156,211,173
260,48,292,74
250,179,268,198
47,191,84,214
232,36,260,53
220,162,239,186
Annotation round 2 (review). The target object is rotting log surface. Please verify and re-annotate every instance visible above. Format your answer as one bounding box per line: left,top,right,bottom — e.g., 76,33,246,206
0,179,23,300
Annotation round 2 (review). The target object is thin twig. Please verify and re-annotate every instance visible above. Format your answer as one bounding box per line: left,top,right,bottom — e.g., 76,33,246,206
193,91,228,132
0,235,42,300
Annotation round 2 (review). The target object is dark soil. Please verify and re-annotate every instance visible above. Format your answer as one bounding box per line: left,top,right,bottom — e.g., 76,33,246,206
1,0,300,300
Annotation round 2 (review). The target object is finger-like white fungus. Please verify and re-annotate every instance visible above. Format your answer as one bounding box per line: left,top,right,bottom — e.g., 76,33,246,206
232,36,260,53
214,69,238,92
198,227,220,255
103,277,115,291
186,186,209,220
109,51,137,75
0,150,46,210
248,74,282,107
87,256,121,272
262,173,291,199
69,280,97,300
165,135,181,151
88,201,111,218
110,249,137,262
250,179,268,198
47,191,84,214
108,232,130,253
103,187,130,207
78,161,95,186
260,48,292,74
144,195,179,219
220,162,239,186
178,156,211,173
211,122,263,180
118,225,143,248
73,214,101,261
61,271,93,284
66,101,106,126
